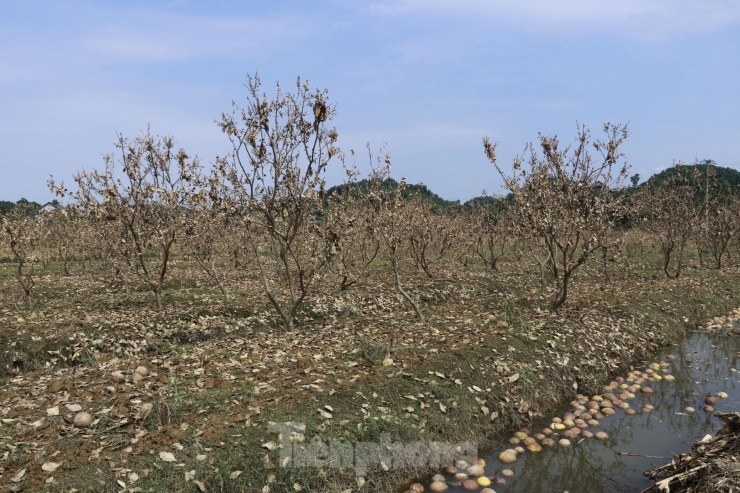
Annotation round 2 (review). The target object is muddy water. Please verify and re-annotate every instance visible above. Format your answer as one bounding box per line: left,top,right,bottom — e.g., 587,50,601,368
409,331,739,493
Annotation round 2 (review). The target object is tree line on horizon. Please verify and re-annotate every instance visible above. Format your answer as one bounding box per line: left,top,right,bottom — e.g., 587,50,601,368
5,163,739,217
2,74,740,327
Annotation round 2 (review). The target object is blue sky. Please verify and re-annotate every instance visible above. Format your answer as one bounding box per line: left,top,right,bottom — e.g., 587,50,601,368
2,0,740,203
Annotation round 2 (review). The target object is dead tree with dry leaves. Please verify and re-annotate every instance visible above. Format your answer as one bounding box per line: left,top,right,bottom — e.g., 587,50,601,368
366,158,425,322
50,130,204,309
704,194,738,270
635,164,702,279
0,203,42,308
469,197,513,273
484,123,630,309
692,164,739,270
213,75,341,330
181,206,232,295
406,195,457,278
324,154,382,291
38,207,82,276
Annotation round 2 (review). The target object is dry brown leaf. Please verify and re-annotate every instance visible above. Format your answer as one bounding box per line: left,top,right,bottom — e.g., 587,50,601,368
159,451,177,462
12,468,26,482
42,462,61,472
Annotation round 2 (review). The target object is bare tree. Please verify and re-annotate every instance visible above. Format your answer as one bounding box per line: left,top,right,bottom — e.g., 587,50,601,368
694,162,738,270
1,203,42,308
325,156,382,291
50,129,204,309
484,123,630,309
705,196,737,270
39,207,81,276
470,197,512,272
406,195,457,278
213,74,341,330
367,158,425,322
182,206,231,294
636,164,701,278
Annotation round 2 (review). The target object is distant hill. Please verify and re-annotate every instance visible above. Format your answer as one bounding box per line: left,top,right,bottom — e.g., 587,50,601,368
325,178,461,213
642,162,740,194
0,200,14,215
462,195,510,210
0,199,41,216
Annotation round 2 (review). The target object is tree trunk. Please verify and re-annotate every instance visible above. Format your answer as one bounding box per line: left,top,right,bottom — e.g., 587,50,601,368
390,248,424,322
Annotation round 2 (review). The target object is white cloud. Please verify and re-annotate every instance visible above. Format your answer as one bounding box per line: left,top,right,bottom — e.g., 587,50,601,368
369,0,740,39
79,14,309,62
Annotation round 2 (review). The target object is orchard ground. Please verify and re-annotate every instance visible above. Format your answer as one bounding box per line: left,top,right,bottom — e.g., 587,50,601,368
0,253,738,492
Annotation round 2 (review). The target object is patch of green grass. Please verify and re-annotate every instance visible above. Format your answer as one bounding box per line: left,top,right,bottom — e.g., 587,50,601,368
0,330,75,376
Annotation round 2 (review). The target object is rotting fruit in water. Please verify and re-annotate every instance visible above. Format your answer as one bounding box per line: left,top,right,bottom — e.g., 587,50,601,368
499,449,517,463
462,479,479,490
429,482,447,492
563,428,579,439
526,442,543,453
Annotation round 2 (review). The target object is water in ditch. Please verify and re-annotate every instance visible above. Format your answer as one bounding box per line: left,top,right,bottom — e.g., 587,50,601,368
407,330,739,493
